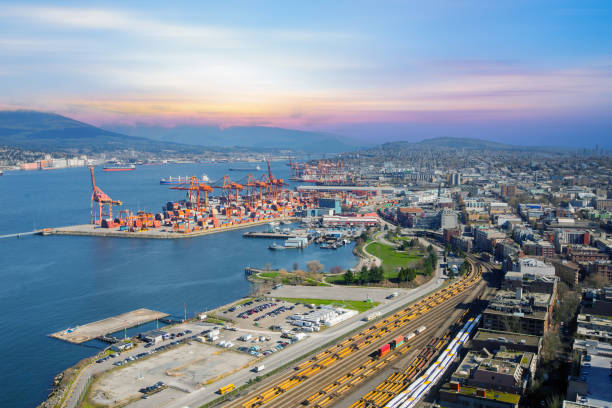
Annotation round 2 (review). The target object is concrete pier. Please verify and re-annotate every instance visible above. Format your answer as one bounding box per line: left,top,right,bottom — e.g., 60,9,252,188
49,308,169,344
45,217,297,240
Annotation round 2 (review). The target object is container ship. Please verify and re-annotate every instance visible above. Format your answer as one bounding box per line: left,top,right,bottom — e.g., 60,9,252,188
103,164,136,172
160,174,210,185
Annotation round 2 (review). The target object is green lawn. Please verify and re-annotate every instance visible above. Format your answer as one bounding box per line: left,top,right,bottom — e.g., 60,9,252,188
276,297,379,313
259,272,279,279
325,274,346,284
365,242,423,275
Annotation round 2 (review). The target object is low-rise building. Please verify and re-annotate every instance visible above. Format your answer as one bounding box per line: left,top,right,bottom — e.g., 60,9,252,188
565,340,612,408
481,290,554,336
567,245,609,263
439,349,535,408
472,329,542,355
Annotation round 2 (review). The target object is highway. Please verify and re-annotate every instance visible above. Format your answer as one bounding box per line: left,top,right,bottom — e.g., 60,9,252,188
224,258,484,408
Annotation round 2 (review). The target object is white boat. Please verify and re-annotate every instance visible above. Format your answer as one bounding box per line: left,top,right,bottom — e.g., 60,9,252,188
268,242,286,250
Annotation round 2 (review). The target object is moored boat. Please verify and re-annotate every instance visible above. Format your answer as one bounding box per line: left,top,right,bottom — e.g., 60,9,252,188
103,164,135,171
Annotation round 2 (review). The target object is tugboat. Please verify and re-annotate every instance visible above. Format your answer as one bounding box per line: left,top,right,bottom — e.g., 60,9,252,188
268,242,286,251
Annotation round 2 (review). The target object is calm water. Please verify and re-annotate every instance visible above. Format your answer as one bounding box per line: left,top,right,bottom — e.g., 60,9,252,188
0,162,356,408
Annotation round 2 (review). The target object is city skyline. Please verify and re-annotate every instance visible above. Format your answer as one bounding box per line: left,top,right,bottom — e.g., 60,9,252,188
1,1,611,147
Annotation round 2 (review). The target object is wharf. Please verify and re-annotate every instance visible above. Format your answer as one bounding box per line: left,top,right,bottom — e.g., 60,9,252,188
242,231,296,239
44,217,297,240
49,308,168,344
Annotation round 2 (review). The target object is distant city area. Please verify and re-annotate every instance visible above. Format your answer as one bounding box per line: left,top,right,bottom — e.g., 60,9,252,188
7,142,605,408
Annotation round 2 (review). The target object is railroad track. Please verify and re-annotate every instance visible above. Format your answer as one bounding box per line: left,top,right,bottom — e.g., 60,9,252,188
264,292,474,408
351,262,493,408
227,259,484,408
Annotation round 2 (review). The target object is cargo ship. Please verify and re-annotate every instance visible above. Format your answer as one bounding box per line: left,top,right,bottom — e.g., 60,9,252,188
103,164,135,171
160,174,210,185
229,165,261,172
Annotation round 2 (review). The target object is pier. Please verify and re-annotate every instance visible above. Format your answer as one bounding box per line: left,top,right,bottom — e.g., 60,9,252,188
49,308,169,344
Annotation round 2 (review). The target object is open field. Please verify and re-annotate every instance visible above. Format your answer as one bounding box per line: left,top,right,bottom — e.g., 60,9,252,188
275,297,380,313
365,242,423,275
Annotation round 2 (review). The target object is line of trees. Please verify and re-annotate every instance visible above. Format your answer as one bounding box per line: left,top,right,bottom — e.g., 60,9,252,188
344,265,385,284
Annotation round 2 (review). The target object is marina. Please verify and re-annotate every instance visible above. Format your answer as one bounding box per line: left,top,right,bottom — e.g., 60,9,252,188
49,308,168,344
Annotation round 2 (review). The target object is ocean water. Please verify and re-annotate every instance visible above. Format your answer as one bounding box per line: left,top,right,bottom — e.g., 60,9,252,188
0,162,356,408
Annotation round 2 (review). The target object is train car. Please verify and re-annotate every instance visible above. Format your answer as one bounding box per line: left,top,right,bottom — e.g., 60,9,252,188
391,335,405,349
217,383,235,395
415,325,426,334
378,343,391,357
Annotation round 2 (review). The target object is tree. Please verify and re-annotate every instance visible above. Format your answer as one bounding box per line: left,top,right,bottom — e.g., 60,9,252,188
424,263,433,276
329,265,343,275
344,269,355,284
306,260,324,274
541,331,562,363
358,266,368,284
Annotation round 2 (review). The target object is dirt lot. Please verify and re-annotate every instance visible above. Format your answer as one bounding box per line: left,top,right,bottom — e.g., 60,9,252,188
90,342,253,406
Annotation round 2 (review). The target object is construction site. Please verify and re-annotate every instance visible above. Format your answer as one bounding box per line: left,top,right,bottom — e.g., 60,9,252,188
43,159,399,239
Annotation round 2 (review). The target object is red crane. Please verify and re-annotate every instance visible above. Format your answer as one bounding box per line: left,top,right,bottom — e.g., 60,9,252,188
90,166,122,225
170,176,213,211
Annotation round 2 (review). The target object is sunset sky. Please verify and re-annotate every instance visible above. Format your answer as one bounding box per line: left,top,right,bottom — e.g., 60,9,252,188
1,1,611,146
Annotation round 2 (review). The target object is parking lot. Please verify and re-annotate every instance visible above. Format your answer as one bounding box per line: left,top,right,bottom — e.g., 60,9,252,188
222,297,321,332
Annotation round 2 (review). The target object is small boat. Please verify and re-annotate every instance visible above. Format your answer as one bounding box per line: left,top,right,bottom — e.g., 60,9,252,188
268,242,286,250
103,164,135,171
160,174,210,184
229,165,262,171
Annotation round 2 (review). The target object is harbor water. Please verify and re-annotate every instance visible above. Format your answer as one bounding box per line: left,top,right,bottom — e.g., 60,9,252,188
0,162,358,408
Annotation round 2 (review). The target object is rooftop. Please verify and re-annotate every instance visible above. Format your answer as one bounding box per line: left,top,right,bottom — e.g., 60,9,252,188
473,329,541,348
442,383,521,405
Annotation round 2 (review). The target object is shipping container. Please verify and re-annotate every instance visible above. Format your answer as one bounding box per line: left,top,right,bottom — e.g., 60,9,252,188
378,343,391,357
391,335,404,349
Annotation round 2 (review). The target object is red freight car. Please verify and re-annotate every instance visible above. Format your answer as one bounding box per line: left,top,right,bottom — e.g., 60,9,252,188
378,343,391,357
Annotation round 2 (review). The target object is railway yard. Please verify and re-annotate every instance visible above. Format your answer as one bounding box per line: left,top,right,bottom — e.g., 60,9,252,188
220,256,492,408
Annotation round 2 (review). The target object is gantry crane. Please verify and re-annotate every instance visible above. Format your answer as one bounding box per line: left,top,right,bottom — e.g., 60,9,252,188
89,166,122,224
170,176,213,211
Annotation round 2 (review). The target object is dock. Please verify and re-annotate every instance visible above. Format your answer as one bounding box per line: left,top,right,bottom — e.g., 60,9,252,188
44,217,298,240
242,231,296,239
49,308,169,344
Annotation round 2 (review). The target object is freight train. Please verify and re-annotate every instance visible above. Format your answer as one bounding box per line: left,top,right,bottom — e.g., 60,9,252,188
377,326,426,358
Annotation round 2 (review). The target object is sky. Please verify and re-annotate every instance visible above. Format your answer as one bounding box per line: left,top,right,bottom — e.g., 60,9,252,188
1,0,612,147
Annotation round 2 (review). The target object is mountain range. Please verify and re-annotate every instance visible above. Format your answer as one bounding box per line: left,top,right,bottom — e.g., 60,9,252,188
104,124,360,153
0,110,212,154
0,110,574,154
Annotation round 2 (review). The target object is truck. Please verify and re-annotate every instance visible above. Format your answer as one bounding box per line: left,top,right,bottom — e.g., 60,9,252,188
253,365,265,373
